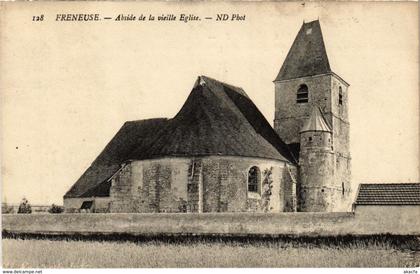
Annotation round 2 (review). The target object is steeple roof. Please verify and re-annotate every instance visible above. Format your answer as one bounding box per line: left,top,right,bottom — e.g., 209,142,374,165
275,20,331,82
300,107,332,133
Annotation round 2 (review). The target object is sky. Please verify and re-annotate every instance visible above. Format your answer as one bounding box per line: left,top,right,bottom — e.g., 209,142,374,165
1,2,418,205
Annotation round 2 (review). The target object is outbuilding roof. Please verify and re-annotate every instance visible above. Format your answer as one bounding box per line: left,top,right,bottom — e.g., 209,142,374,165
355,183,420,205
64,76,295,198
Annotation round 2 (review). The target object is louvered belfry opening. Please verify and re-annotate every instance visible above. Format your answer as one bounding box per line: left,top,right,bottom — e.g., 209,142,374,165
297,84,309,103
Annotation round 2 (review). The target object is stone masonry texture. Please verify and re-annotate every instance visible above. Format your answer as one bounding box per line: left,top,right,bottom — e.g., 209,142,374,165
274,73,352,212
108,156,294,213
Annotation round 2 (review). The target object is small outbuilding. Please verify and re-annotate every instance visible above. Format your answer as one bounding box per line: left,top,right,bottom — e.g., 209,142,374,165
353,183,420,219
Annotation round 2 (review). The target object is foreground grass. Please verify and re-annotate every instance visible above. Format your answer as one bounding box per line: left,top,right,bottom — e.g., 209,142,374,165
2,236,419,268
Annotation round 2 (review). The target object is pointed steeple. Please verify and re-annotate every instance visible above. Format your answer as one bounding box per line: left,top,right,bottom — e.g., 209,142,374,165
275,20,331,82
300,107,332,133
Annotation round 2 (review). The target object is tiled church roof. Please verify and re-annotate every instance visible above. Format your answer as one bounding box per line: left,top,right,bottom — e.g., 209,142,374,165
64,118,168,198
130,76,295,163
355,183,420,205
275,20,331,82
64,76,295,198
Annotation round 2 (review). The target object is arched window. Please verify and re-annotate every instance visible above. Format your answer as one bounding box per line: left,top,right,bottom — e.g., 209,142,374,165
339,87,343,105
248,166,260,193
297,84,309,103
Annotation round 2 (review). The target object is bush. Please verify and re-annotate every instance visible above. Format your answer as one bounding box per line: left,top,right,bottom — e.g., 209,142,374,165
17,198,32,214
48,204,64,214
2,203,15,214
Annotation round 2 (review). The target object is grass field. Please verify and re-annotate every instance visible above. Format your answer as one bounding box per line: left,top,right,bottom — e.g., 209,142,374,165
2,235,420,268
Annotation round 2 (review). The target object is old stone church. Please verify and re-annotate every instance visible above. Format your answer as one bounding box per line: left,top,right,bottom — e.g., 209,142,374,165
64,20,352,213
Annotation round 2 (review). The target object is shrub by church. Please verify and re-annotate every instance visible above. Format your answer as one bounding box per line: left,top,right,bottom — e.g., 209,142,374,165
64,20,352,213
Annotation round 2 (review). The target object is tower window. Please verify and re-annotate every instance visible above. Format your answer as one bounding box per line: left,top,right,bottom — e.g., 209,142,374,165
308,137,312,142
339,87,343,105
248,166,261,193
342,182,345,196
297,84,309,103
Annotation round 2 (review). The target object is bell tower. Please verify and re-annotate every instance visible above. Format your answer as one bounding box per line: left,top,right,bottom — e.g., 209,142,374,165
273,20,352,211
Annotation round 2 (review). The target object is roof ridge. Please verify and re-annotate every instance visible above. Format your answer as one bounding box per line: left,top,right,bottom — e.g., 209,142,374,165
124,117,168,124
198,75,250,99
199,75,245,91
303,19,320,24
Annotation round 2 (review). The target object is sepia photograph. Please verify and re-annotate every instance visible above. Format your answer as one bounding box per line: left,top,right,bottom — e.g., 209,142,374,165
0,1,419,269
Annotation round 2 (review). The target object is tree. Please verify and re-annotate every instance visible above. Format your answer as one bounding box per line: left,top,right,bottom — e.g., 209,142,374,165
48,204,64,214
1,202,14,214
17,197,32,214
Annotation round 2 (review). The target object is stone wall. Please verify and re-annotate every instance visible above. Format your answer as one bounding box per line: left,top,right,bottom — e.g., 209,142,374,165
330,75,352,211
109,156,291,213
298,151,336,211
274,74,332,144
330,76,349,125
273,74,350,161
299,130,335,211
110,158,190,213
354,205,420,230
330,76,350,157
4,208,420,236
274,73,352,212
281,164,298,212
334,153,352,211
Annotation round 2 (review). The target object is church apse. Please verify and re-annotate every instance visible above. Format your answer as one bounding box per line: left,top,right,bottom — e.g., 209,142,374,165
109,156,295,213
